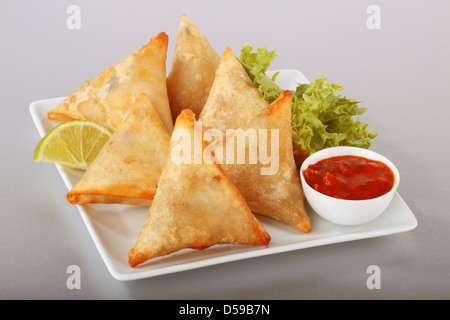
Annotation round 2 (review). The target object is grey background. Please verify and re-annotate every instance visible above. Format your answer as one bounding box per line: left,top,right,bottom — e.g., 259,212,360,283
1,0,449,299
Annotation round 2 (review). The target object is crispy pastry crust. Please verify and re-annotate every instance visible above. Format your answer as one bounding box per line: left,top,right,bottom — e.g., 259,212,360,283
199,55,312,233
199,47,269,131
66,94,170,205
166,15,221,120
128,109,271,268
221,91,312,233
48,32,173,133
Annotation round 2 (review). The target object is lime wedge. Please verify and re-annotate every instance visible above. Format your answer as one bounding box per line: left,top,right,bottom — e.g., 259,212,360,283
33,120,112,170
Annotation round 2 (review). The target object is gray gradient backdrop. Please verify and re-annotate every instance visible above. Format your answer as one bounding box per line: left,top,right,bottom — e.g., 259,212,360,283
1,0,449,299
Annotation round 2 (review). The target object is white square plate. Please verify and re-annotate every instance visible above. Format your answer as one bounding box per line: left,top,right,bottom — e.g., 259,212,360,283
30,70,417,281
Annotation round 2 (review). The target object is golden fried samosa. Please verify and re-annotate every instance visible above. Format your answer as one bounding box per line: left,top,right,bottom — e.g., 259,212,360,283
48,32,173,133
198,47,270,132
66,94,171,205
208,91,312,233
128,109,270,267
166,15,221,120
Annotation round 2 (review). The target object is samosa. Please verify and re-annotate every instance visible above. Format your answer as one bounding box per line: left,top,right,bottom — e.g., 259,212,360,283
220,91,312,233
166,15,221,120
128,109,270,267
48,32,173,133
199,47,270,131
199,48,312,232
66,94,171,205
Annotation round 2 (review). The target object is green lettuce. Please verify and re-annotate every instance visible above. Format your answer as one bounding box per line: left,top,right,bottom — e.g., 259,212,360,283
239,44,283,103
238,44,377,155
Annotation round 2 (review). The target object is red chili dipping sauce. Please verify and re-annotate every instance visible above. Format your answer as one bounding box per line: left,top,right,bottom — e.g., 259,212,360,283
303,155,395,200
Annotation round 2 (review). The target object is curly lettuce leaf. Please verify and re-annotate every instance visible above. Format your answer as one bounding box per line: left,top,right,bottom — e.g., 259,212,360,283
238,45,377,155
291,75,377,154
239,44,283,103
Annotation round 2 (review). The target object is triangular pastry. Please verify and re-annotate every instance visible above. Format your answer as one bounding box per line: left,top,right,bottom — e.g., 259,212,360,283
166,15,221,120
66,94,171,205
128,109,271,267
48,32,173,133
198,47,270,132
207,91,312,233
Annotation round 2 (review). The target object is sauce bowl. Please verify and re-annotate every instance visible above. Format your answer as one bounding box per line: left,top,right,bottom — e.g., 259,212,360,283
300,146,400,226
